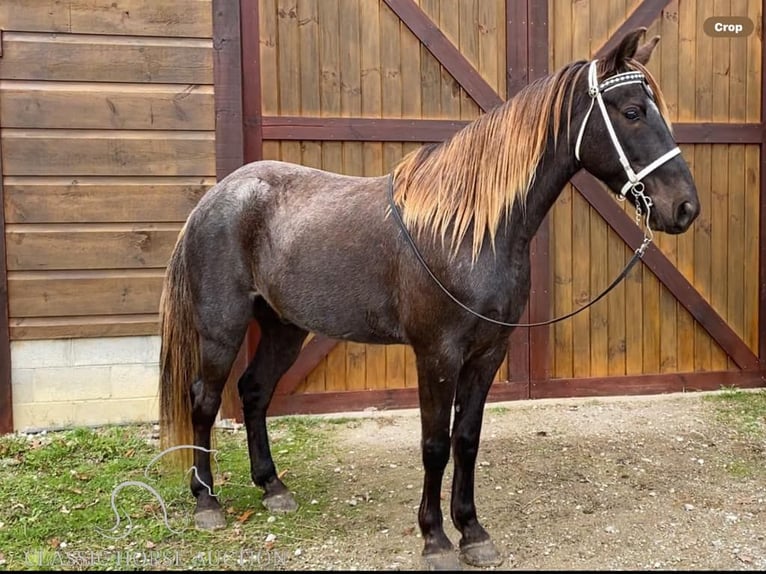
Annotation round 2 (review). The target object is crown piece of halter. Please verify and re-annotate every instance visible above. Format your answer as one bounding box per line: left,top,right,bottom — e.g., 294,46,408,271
574,59,682,202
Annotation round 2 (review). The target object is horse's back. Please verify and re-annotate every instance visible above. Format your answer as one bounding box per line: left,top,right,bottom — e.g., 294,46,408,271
191,160,406,343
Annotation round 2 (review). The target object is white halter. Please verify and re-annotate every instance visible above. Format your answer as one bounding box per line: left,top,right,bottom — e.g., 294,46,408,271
574,59,681,200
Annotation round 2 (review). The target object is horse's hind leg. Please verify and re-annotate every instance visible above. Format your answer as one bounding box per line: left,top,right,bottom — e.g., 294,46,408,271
238,301,308,513
450,344,508,567
191,308,252,530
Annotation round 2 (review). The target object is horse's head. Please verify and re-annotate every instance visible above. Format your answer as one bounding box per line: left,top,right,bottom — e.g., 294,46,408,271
574,28,700,234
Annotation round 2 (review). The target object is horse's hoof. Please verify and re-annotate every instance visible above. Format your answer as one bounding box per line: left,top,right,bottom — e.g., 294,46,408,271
194,508,226,531
423,550,461,571
262,492,298,513
459,539,504,567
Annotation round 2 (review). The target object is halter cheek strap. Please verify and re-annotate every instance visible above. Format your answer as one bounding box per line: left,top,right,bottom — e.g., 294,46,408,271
574,59,681,199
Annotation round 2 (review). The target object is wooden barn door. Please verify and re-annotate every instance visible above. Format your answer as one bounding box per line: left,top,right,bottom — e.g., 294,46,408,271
217,0,766,419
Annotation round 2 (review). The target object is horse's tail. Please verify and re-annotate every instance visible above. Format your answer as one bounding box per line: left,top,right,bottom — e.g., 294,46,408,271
159,225,198,468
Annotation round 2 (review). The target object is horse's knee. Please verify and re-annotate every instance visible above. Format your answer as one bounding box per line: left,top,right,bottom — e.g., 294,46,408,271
452,431,480,463
422,433,451,470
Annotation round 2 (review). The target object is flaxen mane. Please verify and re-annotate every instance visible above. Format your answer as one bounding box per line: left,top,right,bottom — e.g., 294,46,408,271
392,58,670,261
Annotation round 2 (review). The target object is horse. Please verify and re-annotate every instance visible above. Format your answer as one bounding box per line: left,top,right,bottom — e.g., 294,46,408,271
158,28,699,570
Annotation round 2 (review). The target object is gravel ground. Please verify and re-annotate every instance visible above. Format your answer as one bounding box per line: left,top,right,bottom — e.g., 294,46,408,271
285,391,766,571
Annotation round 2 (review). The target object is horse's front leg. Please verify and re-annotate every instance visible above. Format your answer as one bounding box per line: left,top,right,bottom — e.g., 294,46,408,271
450,344,508,567
414,350,462,570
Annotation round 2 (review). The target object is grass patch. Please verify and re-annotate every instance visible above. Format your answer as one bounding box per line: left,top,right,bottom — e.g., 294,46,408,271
704,387,766,438
0,417,348,571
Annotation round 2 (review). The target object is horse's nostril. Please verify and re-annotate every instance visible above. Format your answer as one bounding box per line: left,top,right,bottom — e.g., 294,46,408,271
676,201,697,228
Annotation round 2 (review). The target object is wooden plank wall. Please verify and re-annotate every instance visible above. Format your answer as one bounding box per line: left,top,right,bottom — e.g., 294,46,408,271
259,0,508,393
548,0,761,378
0,0,215,340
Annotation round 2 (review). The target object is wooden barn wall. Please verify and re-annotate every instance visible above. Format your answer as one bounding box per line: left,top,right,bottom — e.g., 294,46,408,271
548,0,762,379
0,0,215,340
258,0,510,393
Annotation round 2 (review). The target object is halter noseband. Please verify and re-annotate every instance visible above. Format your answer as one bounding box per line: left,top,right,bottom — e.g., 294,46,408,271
574,59,681,225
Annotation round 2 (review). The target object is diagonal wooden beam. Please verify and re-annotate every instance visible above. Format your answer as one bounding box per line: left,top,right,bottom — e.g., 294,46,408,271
571,172,759,370
382,0,503,112
594,0,674,58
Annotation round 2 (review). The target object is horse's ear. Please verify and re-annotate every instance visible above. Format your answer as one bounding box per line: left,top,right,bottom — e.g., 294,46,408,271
634,35,661,65
603,28,646,72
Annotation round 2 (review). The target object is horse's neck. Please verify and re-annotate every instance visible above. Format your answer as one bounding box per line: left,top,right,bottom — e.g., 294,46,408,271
510,136,579,243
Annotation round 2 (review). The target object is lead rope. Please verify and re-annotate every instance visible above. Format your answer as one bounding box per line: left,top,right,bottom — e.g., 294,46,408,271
389,175,652,329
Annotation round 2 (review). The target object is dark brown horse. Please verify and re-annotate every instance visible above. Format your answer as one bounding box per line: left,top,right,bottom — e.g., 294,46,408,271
159,29,699,570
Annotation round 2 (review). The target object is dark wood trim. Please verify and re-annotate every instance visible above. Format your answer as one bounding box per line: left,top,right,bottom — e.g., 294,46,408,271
240,0,263,165
256,116,763,144
213,0,247,421
572,171,760,370
760,4,766,364
0,82,12,434
674,123,763,144
212,0,244,180
239,0,264,383
506,0,528,98
268,380,530,416
381,0,503,112
267,369,765,416
276,335,340,396
532,369,766,399
594,0,673,59
505,0,530,391
527,0,550,384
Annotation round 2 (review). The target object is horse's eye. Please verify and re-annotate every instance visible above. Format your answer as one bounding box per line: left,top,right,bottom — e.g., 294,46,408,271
624,108,640,121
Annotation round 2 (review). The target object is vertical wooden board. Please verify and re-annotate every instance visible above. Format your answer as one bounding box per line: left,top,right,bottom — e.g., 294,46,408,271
360,0,382,120
624,255,643,374
607,0,627,37
693,145,712,371
476,0,505,97
386,344,407,389
550,1,573,378
676,0,696,123
360,0,387,391
319,0,341,115
553,186,574,378
606,227,626,376
439,0,461,120
658,283,678,372
404,346,418,388
744,146,759,353
260,0,279,115
399,8,422,119
570,0,590,377
727,145,746,345
494,0,507,100
324,344,348,392
299,0,320,116
278,0,301,115
588,0,609,377
693,2,713,371
571,194,591,378
641,266,661,374
420,0,442,119
458,0,481,119
676,144,695,371
746,0,762,123
339,0,362,118
676,0,696,369
709,0,730,370
340,0,365,391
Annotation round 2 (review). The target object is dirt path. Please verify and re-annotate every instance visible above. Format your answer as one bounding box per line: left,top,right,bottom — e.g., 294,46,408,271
285,392,766,571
